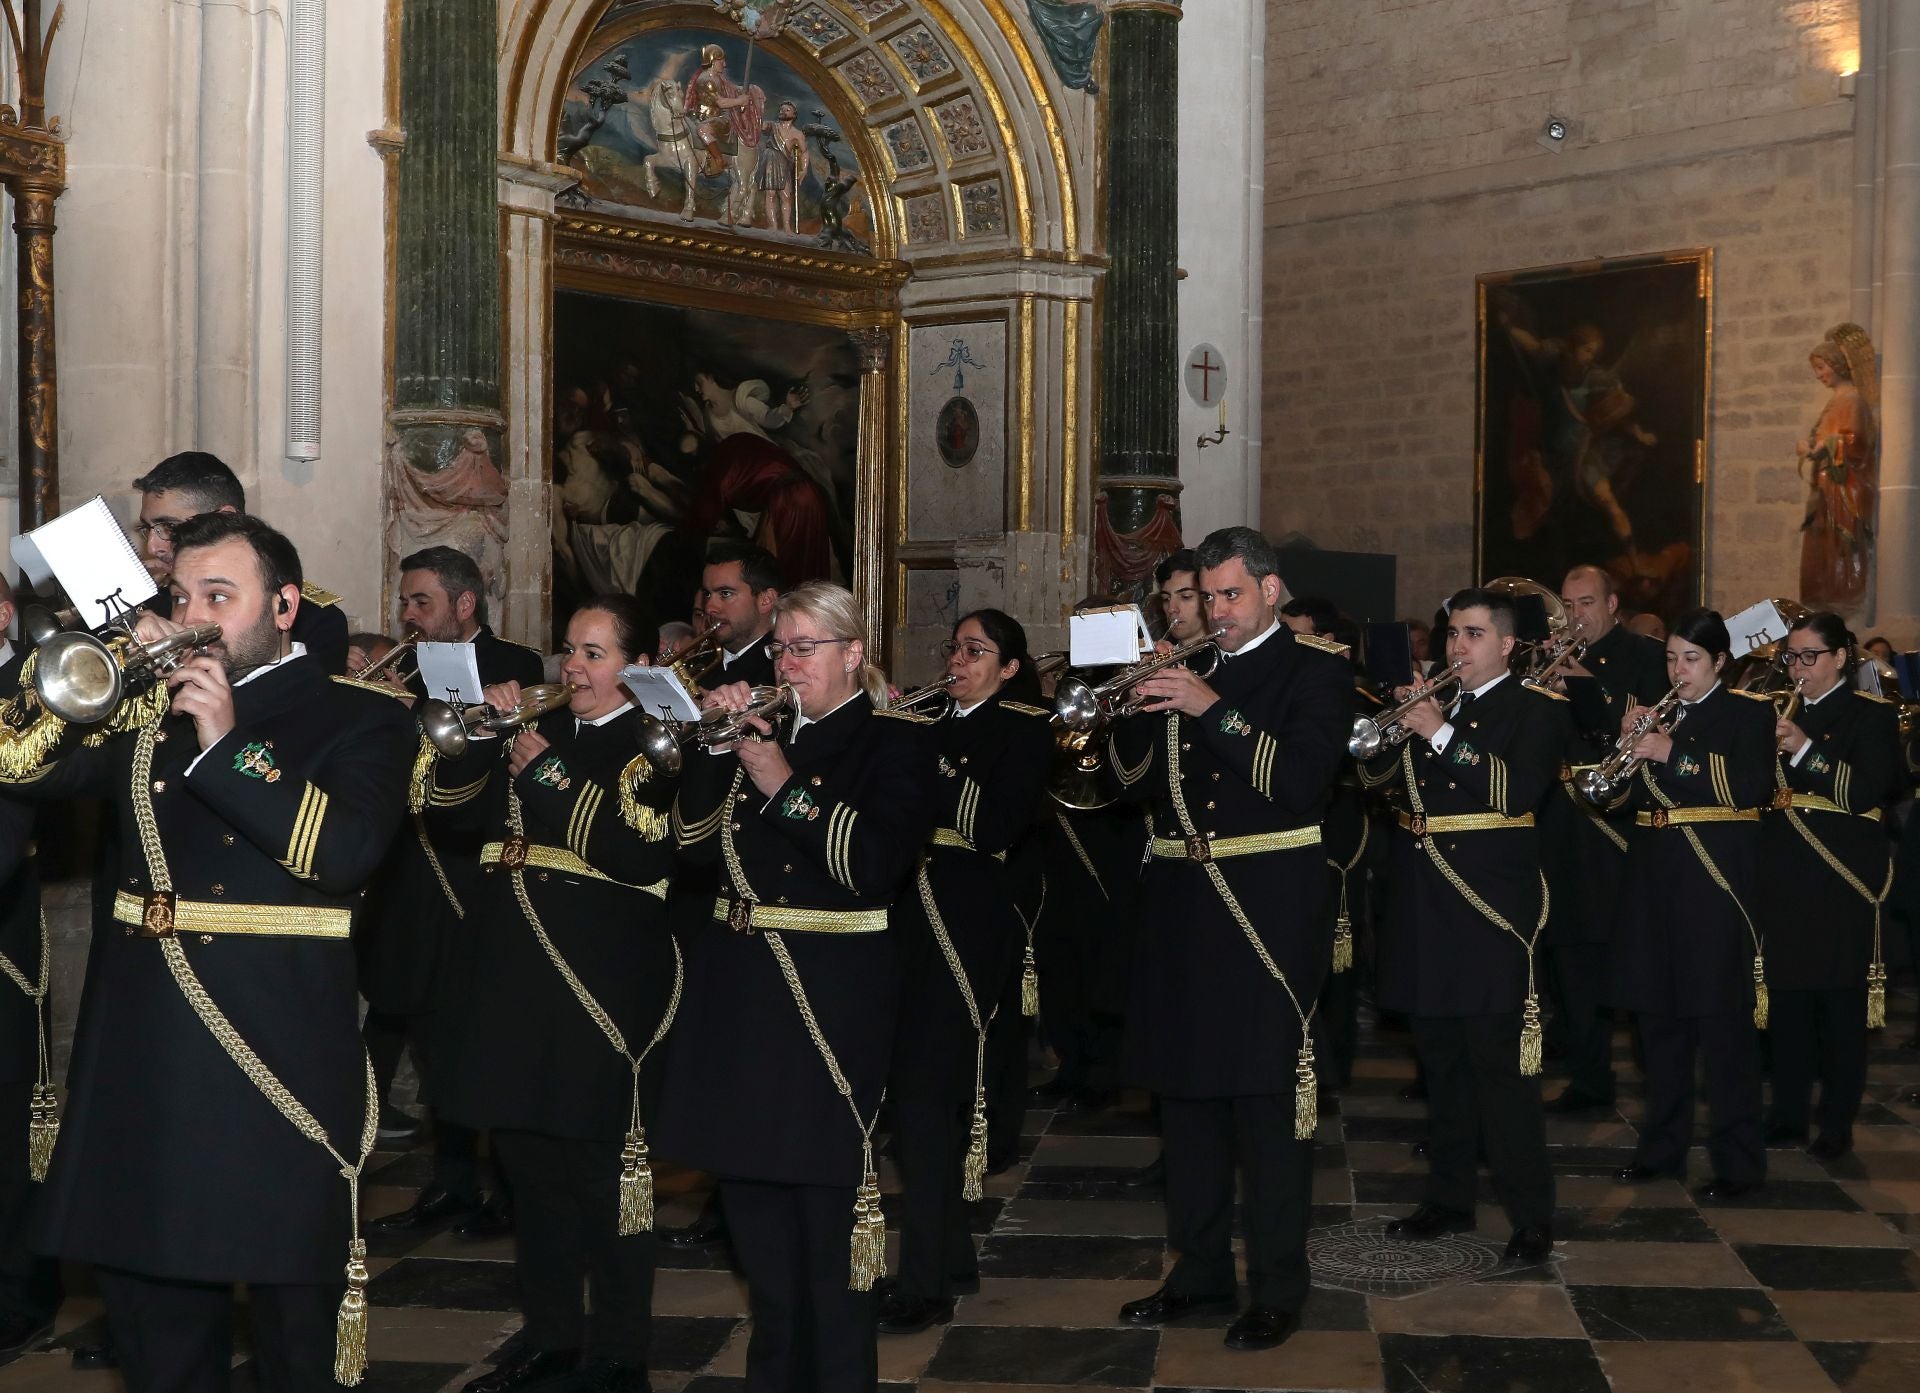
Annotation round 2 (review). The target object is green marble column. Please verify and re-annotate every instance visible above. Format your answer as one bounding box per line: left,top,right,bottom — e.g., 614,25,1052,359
1095,1,1181,596
390,0,502,469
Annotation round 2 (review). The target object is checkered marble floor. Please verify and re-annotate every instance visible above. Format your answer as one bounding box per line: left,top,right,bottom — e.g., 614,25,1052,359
7,997,1920,1393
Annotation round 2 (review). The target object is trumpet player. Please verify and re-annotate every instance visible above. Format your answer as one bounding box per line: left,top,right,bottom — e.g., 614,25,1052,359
365,547,544,1239
655,581,937,1393
1759,612,1902,1161
881,610,1053,1335
0,512,416,1391
1540,564,1669,1116
1361,587,1567,1262
416,596,678,1393
1111,527,1350,1353
1610,610,1775,1199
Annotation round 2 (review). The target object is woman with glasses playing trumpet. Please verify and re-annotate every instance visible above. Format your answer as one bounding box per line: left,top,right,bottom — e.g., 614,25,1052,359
879,611,1053,1336
1758,612,1903,1161
420,595,681,1393
1608,610,1777,1200
654,581,938,1393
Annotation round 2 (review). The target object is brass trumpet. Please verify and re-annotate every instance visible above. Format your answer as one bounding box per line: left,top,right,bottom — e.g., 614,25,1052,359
628,683,799,785
1052,628,1227,734
668,630,729,693
890,674,957,718
34,622,224,726
1576,682,1687,805
353,633,419,684
419,683,582,758
1347,661,1466,759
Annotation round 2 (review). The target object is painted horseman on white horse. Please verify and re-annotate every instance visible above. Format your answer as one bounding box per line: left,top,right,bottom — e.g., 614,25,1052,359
642,44,762,226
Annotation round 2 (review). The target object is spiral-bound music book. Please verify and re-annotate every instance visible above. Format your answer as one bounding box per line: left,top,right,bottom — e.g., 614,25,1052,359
8,496,158,626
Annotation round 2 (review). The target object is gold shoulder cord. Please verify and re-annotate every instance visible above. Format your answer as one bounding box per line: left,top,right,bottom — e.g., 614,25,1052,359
1163,718,1320,1139
406,735,466,918
501,739,683,1233
129,728,379,1385
1640,762,1768,1028
0,911,57,1180
1774,764,1894,1026
721,762,886,1290
1399,746,1551,1073
1325,815,1369,974
916,862,998,1201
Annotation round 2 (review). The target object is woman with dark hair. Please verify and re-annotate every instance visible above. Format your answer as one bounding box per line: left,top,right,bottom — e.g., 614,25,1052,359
425,593,680,1393
1760,612,1903,1160
878,609,1055,1334
1612,609,1777,1198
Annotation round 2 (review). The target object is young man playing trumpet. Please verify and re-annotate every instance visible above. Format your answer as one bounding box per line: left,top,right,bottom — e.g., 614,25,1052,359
1362,587,1569,1262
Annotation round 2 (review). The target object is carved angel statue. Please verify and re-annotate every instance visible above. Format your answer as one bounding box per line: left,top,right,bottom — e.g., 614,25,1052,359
1797,322,1879,613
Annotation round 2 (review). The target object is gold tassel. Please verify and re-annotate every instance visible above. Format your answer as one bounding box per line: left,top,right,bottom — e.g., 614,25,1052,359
1867,959,1887,1029
848,1171,885,1291
1752,954,1769,1031
1519,992,1543,1077
0,702,66,781
334,1238,369,1386
1332,908,1353,974
407,733,435,815
962,1090,988,1203
617,1127,654,1235
27,1084,57,1182
1020,947,1039,1018
617,755,671,840
1293,1041,1318,1140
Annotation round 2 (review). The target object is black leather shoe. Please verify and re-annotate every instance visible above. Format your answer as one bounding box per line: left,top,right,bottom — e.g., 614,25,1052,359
1764,1123,1810,1146
1504,1225,1554,1263
372,1183,478,1231
565,1360,649,1393
1543,1090,1612,1116
1384,1204,1474,1240
1123,1154,1166,1189
1696,1177,1757,1201
1808,1134,1851,1161
1614,1164,1670,1184
67,1330,118,1370
462,1347,580,1393
0,1312,53,1359
1118,1284,1236,1326
660,1207,728,1249
875,1292,956,1334
1224,1306,1299,1351
376,1105,421,1143
454,1193,514,1241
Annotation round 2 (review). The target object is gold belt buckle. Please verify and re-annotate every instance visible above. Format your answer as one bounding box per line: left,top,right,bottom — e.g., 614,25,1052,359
1185,834,1213,863
1651,808,1670,829
140,891,178,939
1771,788,1794,811
500,835,530,870
1408,814,1428,838
726,899,755,934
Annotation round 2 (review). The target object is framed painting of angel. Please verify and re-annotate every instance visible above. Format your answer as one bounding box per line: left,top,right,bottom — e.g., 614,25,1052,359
1475,250,1711,617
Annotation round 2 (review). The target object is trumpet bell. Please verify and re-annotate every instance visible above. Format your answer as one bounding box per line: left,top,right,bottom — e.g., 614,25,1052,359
1347,716,1386,761
32,631,126,725
1053,675,1104,734
22,604,79,648
418,699,473,758
631,713,687,784
1049,732,1119,810
1574,766,1618,805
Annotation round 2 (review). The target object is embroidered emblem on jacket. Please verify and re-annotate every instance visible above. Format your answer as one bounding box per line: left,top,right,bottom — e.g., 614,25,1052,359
1807,751,1833,775
233,741,282,783
782,787,821,821
1675,753,1701,777
938,755,957,778
1450,741,1480,767
1220,709,1252,737
531,755,572,791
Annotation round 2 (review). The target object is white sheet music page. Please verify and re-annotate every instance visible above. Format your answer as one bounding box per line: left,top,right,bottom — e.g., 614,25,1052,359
8,496,157,624
620,665,700,724
416,642,484,703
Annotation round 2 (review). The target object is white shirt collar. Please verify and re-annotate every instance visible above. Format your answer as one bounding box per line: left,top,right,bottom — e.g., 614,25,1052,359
1225,618,1280,658
576,702,629,731
0,638,13,669
1804,679,1845,708
1464,671,1509,701
723,633,766,668
792,689,862,738
1683,680,1723,707
233,641,307,688
954,698,986,718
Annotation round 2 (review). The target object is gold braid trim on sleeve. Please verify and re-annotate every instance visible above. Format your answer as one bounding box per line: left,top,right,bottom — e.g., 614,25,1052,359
407,733,436,815
618,755,671,842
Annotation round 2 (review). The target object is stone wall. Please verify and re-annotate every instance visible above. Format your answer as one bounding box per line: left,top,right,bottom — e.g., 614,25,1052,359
1261,0,1861,617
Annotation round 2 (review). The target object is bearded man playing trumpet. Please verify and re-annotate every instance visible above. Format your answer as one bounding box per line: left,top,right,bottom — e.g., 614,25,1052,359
1109,526,1351,1353
0,512,416,1391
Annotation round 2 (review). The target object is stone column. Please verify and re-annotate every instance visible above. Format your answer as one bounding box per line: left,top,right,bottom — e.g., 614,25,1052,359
1874,1,1920,640
389,0,503,482
850,326,891,654
12,180,59,530
1095,1,1182,598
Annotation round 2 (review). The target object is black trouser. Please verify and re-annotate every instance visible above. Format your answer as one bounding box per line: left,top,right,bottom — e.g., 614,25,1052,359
0,1079,62,1325
95,1266,338,1393
1161,1093,1312,1313
1315,961,1359,1092
983,967,1027,1164
363,1009,484,1199
1547,941,1617,1102
1033,910,1095,1092
491,1130,653,1365
1635,1009,1765,1184
720,1178,877,1393
1767,985,1869,1143
890,1092,976,1302
1409,1012,1553,1229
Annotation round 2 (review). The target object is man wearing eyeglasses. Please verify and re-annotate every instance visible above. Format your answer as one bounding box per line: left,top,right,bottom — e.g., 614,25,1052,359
132,452,351,676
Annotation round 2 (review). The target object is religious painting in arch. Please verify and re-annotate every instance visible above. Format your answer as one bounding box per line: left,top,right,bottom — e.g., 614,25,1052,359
1475,250,1710,620
552,288,863,647
557,9,876,254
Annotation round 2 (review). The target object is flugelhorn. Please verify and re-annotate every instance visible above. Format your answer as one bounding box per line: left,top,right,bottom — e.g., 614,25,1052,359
627,683,798,785
1052,627,1227,734
1347,660,1466,759
34,621,223,726
1576,682,1686,805
419,683,581,758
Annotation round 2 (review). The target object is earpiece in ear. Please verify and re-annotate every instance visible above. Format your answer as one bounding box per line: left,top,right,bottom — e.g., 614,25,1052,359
278,596,290,615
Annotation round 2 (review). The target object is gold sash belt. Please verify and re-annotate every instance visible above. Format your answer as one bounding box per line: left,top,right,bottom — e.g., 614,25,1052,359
1394,812,1534,835
111,890,352,939
1772,792,1881,821
711,897,889,934
1634,808,1760,828
1148,826,1322,862
480,841,668,899
930,827,1008,860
